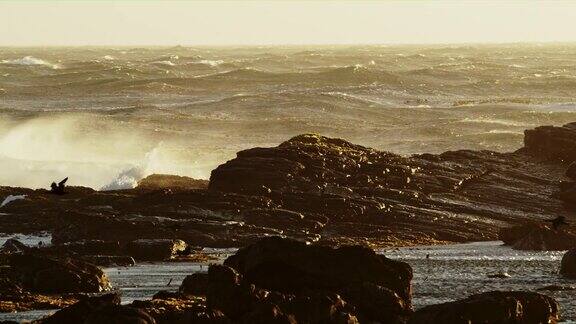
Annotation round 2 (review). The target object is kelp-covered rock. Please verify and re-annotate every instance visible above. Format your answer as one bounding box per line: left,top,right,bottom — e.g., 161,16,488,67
408,291,559,324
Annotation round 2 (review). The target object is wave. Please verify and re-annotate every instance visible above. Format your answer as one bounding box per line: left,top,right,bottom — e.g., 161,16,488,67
0,56,60,69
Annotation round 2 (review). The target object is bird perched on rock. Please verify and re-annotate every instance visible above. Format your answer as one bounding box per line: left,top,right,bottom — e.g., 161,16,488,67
50,177,68,195
546,215,569,231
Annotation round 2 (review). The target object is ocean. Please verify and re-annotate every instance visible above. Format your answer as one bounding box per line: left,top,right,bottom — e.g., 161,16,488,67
0,44,575,190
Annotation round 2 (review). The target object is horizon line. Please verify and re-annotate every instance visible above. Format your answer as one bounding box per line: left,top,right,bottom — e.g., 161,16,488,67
2,40,576,48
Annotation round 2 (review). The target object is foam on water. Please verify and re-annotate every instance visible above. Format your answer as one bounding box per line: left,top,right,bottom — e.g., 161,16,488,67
0,56,59,69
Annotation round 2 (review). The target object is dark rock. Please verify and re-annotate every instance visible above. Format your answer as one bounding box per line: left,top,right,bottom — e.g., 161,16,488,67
206,265,266,320
286,291,350,324
180,273,209,296
343,282,407,323
499,223,576,251
225,236,412,307
81,255,136,267
61,240,122,255
561,249,576,279
130,295,205,323
240,302,297,324
152,290,184,300
8,253,110,294
125,239,187,261
566,162,576,180
179,308,231,324
1,238,29,254
84,304,156,324
524,123,576,163
408,291,559,324
39,293,121,324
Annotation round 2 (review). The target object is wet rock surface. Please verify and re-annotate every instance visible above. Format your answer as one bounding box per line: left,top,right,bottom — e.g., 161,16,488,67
0,123,574,251
560,249,576,279
408,291,559,324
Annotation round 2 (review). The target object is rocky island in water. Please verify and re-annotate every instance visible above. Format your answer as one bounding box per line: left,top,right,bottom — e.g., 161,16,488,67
0,121,575,323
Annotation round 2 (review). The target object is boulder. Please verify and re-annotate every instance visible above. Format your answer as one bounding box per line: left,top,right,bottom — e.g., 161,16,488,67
39,293,121,324
206,265,266,320
498,223,576,251
409,291,559,324
8,253,111,294
125,239,187,261
560,249,576,279
224,236,412,307
223,236,412,322
180,272,209,296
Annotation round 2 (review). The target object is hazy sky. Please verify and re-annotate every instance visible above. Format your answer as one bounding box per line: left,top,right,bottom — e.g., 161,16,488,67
1,1,576,46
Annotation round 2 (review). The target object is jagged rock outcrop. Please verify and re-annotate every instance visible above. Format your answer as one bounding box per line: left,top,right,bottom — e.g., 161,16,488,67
561,249,576,279
0,122,575,250
499,223,576,251
409,291,559,324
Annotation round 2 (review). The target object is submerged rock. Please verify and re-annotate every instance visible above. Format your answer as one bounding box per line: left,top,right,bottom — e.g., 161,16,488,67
409,291,559,324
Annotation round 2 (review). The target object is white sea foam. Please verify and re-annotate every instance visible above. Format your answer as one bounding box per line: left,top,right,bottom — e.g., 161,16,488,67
196,59,224,67
0,56,59,69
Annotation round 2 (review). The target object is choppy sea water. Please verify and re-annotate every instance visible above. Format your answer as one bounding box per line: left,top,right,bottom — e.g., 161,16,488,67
1,235,575,322
0,45,575,190
384,241,576,322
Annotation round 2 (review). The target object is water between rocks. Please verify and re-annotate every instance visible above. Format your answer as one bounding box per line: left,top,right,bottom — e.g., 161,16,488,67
1,235,574,322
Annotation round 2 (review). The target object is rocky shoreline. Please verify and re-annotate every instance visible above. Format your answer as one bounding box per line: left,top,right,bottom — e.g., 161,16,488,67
1,122,576,322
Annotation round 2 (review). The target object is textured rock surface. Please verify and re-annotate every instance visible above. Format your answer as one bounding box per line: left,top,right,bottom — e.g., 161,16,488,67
561,249,576,279
499,224,576,251
409,291,559,324
0,123,574,250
